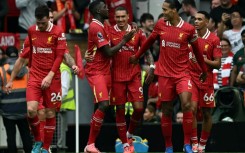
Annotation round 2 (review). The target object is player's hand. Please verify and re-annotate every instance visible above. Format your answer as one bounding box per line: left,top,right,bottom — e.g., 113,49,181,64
5,81,13,94
123,29,136,44
85,51,94,62
129,55,138,64
41,75,53,90
131,22,139,32
199,72,207,83
72,65,79,74
145,68,154,85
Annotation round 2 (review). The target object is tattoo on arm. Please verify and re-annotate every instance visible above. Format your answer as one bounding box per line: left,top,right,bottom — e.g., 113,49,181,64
64,53,76,68
145,50,154,65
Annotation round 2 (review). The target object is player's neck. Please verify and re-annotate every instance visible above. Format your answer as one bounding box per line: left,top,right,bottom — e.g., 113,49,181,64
93,16,104,24
118,24,128,31
198,28,208,38
170,15,181,26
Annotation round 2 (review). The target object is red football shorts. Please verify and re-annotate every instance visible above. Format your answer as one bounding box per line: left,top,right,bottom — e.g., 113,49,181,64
192,82,215,108
110,74,143,105
158,76,192,102
38,97,44,110
87,74,111,103
26,78,62,111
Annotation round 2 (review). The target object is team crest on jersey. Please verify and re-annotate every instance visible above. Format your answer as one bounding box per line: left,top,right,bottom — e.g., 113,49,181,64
47,36,53,44
97,32,104,42
131,36,135,42
178,33,184,40
99,92,103,98
204,44,209,51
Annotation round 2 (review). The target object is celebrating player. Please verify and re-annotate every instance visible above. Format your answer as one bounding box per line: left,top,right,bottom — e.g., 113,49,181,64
130,0,207,152
189,11,221,153
109,6,154,153
84,1,136,153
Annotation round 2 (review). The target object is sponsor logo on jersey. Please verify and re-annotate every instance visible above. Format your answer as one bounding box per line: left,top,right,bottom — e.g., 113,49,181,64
58,33,66,40
161,39,180,48
33,46,52,54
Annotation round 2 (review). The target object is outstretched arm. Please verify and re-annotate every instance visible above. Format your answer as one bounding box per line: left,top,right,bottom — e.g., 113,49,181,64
5,57,27,94
101,29,136,57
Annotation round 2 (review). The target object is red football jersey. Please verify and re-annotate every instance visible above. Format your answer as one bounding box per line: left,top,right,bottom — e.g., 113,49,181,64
85,19,110,76
28,23,67,80
189,30,222,89
20,36,69,59
150,18,198,78
105,0,133,25
109,24,146,81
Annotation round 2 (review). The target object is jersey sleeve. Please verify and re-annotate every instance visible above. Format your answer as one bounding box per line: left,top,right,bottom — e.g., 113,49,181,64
213,37,222,58
189,26,198,43
56,32,67,50
92,25,109,49
19,37,30,59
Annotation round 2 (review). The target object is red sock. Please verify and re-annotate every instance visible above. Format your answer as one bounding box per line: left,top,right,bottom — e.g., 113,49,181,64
43,117,56,150
199,131,210,147
87,109,105,145
116,108,127,143
40,121,46,141
183,111,193,145
128,108,144,134
28,115,41,142
161,115,172,148
191,128,198,145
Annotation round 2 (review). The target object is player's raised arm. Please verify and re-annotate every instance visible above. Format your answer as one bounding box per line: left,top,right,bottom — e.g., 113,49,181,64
129,20,161,64
100,29,136,57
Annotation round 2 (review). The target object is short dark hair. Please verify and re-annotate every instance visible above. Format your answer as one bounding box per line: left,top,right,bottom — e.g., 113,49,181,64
221,38,231,47
140,13,154,24
241,29,245,36
89,0,103,16
35,5,49,20
182,0,196,8
158,13,164,20
115,6,128,14
197,11,210,20
164,0,182,12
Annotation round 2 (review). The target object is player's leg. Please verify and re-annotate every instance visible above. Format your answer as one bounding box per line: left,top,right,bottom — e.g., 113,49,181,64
42,79,62,152
159,76,176,153
85,74,111,153
177,77,193,153
26,81,43,153
198,89,215,153
190,83,200,153
127,74,144,152
42,108,56,152
111,81,130,153
37,98,46,142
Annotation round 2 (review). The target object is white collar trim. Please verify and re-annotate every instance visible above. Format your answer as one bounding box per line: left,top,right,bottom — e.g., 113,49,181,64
202,29,210,39
35,21,53,32
166,17,184,28
114,24,131,32
92,19,104,27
